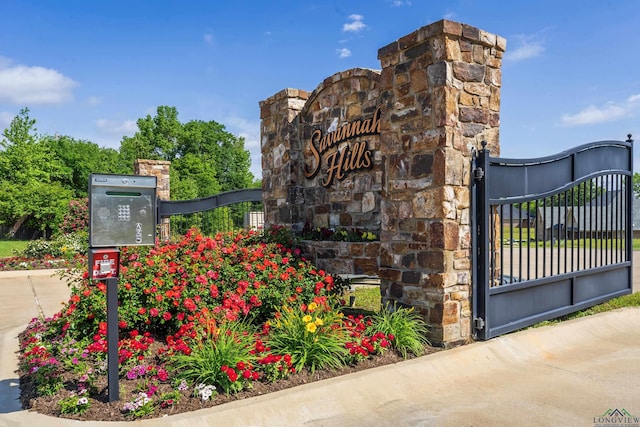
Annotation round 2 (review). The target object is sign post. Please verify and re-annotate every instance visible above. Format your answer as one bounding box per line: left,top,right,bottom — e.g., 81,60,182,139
106,277,119,401
88,174,157,402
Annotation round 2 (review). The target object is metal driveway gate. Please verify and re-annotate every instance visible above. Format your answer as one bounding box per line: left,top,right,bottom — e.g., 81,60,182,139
472,137,633,340
158,188,263,237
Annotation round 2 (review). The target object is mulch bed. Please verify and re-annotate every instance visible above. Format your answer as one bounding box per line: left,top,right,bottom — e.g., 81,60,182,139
19,345,441,422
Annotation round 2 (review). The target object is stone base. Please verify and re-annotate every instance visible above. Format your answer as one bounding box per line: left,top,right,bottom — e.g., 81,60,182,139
299,241,380,276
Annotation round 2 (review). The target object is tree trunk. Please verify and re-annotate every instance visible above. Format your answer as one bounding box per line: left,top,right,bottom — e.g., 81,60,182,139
9,214,29,238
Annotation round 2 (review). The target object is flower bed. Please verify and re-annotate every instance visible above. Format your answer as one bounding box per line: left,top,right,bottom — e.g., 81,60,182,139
17,228,431,421
0,254,84,271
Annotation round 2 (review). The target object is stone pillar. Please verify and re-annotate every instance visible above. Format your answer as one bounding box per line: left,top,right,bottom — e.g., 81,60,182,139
134,159,171,241
377,20,505,347
259,89,309,230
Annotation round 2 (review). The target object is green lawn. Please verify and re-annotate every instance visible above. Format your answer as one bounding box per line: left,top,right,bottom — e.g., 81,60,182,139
503,226,640,250
352,286,381,313
352,282,640,332
532,291,640,328
0,240,29,258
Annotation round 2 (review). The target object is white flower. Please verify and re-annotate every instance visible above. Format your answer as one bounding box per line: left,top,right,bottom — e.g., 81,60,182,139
194,383,216,401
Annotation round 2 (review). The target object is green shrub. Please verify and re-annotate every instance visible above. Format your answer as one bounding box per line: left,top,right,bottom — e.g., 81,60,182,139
367,304,430,358
266,300,348,373
170,320,257,394
19,230,88,259
59,393,90,415
20,239,58,259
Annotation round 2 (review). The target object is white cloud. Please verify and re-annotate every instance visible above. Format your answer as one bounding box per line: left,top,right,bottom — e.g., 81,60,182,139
628,94,640,103
443,11,456,20
0,58,77,104
203,33,214,46
337,48,352,59
95,119,138,135
560,102,630,126
505,36,544,62
225,116,259,148
88,96,103,106
343,14,366,33
391,0,411,6
224,115,261,178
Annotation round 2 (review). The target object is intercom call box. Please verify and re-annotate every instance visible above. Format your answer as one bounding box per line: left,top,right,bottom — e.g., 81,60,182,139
89,174,157,247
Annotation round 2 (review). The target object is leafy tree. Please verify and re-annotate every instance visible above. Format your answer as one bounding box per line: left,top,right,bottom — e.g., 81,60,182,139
0,108,71,236
43,135,130,198
171,152,220,199
120,106,254,199
0,108,56,184
120,106,182,163
517,179,605,215
633,173,640,199
180,119,253,192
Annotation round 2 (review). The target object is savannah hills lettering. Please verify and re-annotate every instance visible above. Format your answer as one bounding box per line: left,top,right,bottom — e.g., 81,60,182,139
304,107,380,187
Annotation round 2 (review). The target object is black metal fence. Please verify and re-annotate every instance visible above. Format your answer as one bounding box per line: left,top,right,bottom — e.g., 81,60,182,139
472,138,633,339
158,189,263,239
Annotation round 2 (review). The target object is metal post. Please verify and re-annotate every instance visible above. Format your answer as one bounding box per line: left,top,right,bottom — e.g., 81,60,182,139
472,141,490,339
626,135,633,289
106,277,119,402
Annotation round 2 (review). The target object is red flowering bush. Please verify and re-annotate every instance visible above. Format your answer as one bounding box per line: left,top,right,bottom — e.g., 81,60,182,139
17,227,428,420
60,229,334,342
58,198,89,235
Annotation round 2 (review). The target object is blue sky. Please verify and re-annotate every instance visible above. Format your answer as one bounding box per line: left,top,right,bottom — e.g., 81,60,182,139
1,0,639,178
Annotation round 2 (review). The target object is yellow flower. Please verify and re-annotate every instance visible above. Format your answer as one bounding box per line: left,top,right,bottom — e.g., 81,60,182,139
308,302,318,312
302,315,312,323
362,231,376,241
306,322,317,333
314,317,324,326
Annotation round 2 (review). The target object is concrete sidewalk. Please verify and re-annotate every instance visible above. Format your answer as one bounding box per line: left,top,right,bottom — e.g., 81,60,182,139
0,269,639,427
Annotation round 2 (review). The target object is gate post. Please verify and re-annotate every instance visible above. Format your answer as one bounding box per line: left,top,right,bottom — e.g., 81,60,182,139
135,159,171,241
472,144,490,339
377,20,505,346
259,89,309,230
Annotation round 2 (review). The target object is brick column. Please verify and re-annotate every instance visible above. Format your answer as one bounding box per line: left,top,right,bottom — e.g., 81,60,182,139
134,159,171,241
259,89,309,230
377,20,505,347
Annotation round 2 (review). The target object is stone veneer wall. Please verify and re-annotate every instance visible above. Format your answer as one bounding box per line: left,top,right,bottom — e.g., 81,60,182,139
260,20,505,347
298,68,382,233
260,70,383,277
134,159,171,241
260,89,309,229
377,21,504,346
299,241,380,277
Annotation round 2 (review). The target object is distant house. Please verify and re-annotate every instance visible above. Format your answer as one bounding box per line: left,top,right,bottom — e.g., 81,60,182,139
535,207,572,241
499,204,535,228
534,190,630,241
633,195,640,238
